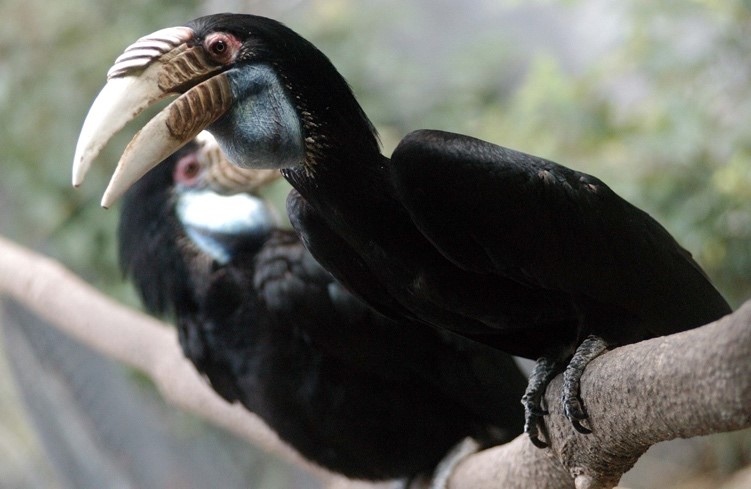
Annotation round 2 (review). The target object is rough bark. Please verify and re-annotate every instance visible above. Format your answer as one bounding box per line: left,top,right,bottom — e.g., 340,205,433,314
450,301,751,489
1,235,749,488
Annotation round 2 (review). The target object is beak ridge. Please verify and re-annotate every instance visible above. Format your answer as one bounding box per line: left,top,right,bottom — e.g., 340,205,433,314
100,73,234,208
107,26,194,79
72,26,209,189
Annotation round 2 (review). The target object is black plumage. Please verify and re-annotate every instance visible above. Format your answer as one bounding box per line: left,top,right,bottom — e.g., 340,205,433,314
77,13,732,447
118,139,526,480
197,15,731,440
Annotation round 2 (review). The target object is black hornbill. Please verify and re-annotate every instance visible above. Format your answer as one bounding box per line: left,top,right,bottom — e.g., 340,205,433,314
117,132,527,480
74,14,732,447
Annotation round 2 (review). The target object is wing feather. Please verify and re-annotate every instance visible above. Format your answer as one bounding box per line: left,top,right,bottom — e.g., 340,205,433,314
390,129,729,334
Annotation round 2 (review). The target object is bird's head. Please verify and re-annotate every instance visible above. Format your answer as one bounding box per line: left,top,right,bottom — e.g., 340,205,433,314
172,132,279,266
120,131,279,315
73,13,378,207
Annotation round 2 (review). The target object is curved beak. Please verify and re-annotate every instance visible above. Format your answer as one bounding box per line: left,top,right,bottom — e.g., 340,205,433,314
72,26,235,207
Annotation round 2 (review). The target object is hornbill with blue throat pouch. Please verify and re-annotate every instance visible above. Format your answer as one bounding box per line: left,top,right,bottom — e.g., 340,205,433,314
118,132,526,480
74,13,732,448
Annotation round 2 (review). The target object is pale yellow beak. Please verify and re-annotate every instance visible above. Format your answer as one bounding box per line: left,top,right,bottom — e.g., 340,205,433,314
72,26,234,208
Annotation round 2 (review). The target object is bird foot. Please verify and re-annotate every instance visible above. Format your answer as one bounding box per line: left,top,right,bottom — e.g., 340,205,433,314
524,412,550,449
561,335,608,435
522,356,562,448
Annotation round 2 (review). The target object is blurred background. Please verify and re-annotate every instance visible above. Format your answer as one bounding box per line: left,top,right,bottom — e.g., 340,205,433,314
1,0,750,487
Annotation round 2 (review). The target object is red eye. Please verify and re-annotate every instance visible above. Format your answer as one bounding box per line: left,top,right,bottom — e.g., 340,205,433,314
174,154,202,186
205,33,240,64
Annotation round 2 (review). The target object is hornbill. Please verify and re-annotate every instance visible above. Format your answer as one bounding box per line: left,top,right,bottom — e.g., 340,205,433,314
118,132,527,480
74,14,732,447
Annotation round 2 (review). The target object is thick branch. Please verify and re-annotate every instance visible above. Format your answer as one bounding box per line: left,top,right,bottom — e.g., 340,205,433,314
1,235,749,489
450,301,751,489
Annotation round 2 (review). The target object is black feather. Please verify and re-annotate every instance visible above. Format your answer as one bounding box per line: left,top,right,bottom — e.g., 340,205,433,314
119,144,526,480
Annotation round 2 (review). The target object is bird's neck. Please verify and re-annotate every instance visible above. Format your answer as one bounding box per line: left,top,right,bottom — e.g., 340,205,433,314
284,145,393,217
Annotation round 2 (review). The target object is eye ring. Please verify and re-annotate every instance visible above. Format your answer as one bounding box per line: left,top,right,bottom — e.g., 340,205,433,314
204,33,239,63
174,153,203,186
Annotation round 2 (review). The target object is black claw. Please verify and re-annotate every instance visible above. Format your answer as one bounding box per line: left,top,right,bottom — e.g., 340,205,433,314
569,408,588,420
524,408,550,449
529,434,549,449
571,419,592,434
569,411,588,421
563,400,588,420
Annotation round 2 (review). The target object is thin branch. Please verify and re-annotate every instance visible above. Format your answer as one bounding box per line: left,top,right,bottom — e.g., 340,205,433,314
0,235,379,489
1,235,750,489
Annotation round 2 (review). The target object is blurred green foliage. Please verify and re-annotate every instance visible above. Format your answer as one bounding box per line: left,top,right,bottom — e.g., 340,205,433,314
1,0,750,486
586,1,751,307
0,0,201,304
282,0,751,307
2,0,747,306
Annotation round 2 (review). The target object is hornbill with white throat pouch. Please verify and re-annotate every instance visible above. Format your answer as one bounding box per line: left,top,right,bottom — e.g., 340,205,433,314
118,132,526,480
74,14,732,447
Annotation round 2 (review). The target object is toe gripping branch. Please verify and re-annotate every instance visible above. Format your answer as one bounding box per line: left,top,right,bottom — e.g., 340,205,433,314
522,356,562,448
562,335,609,434
522,335,609,448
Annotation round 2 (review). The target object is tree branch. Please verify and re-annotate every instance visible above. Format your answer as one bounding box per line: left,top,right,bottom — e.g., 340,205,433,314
450,300,751,489
1,235,749,489
0,235,387,489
